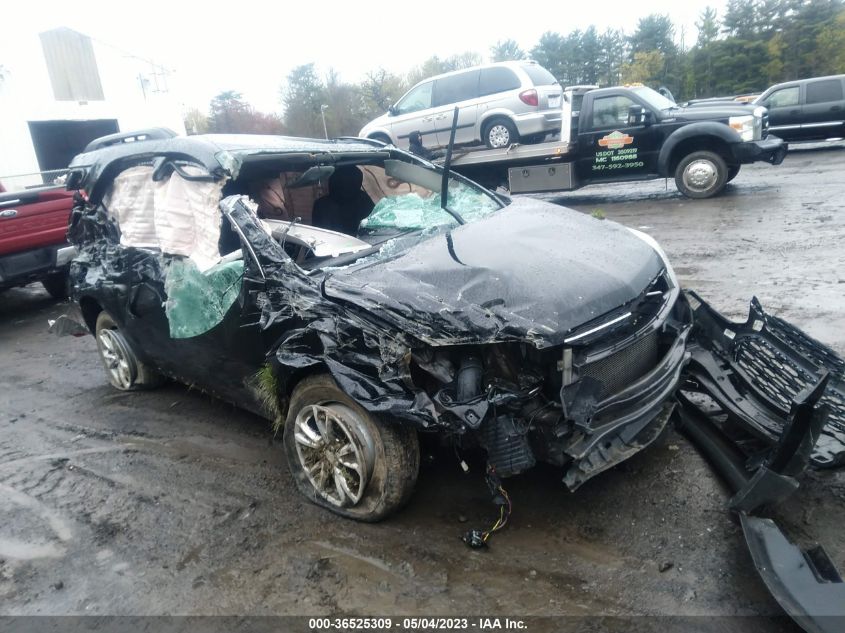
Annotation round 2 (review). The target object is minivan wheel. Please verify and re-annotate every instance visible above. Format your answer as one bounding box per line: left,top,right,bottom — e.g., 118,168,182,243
369,133,392,145
283,374,419,522
674,150,728,199
484,118,518,149
95,312,163,390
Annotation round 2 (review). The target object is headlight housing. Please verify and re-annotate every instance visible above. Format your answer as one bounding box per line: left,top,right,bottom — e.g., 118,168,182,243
729,114,760,142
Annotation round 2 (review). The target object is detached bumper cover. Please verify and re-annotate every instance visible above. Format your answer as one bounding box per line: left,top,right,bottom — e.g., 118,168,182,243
678,291,845,633
732,136,788,165
683,291,845,467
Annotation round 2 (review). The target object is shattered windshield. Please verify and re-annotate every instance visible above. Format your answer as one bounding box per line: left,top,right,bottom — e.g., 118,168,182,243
360,180,502,232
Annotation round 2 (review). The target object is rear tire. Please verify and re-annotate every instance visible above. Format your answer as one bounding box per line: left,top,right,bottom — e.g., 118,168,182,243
674,150,728,199
42,270,69,300
483,118,519,149
283,374,419,522
95,312,164,390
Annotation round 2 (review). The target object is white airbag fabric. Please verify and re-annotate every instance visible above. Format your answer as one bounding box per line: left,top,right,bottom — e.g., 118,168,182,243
104,165,224,272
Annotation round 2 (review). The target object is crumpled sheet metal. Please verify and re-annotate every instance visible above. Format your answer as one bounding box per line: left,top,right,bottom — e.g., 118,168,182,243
222,195,668,429
223,197,433,426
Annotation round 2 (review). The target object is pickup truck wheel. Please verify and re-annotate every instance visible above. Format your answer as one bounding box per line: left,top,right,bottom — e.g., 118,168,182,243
484,118,518,149
42,271,69,300
675,151,728,198
727,165,741,182
95,312,163,390
283,374,419,522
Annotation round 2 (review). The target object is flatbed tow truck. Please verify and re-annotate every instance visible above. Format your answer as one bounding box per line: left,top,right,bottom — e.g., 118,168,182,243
445,84,788,199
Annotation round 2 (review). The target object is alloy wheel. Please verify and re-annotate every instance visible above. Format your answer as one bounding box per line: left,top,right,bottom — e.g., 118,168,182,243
292,403,376,507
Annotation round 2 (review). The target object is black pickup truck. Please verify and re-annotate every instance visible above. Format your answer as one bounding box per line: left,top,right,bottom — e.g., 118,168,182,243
447,85,787,199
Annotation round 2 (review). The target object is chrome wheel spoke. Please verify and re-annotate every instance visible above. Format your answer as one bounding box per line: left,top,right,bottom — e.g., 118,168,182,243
293,402,375,508
98,329,134,389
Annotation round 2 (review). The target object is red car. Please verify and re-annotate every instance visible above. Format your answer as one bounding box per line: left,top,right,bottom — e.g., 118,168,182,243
0,180,76,298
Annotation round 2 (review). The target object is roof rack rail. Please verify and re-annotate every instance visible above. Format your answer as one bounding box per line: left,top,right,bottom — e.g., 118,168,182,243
84,128,178,153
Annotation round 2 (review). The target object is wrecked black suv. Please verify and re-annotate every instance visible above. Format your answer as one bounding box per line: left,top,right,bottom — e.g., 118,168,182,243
64,129,844,514
64,128,697,517
63,129,845,628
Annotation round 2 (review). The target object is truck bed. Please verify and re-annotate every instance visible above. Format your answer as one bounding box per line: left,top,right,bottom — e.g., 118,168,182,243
446,140,575,168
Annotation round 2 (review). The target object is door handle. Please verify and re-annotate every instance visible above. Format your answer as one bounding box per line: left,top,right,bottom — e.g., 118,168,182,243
0,209,18,218
789,109,799,115
831,105,842,112
421,116,433,122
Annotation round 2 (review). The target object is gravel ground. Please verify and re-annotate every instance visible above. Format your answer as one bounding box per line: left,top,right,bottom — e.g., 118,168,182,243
1,142,844,628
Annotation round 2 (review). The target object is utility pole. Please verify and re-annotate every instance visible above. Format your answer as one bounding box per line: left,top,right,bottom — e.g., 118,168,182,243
320,104,329,139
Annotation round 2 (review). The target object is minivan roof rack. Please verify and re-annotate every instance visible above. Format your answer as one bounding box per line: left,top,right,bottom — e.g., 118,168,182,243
84,128,178,153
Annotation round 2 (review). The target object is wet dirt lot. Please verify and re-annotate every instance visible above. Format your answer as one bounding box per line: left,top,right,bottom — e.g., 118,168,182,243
2,142,844,626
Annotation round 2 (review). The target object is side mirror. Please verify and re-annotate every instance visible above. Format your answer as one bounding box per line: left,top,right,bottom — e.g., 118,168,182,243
628,105,650,126
388,105,398,116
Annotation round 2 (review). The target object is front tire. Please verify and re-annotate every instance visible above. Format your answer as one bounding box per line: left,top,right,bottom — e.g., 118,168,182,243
674,150,728,199
368,133,392,145
95,312,163,390
283,374,419,522
483,118,518,149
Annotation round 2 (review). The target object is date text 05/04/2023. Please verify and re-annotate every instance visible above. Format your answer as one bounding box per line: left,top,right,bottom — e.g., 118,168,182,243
308,617,528,630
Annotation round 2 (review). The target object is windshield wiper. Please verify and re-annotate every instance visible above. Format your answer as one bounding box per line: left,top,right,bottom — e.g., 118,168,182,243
440,107,466,226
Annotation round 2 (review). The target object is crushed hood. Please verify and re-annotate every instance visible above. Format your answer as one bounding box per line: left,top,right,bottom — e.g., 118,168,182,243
323,197,664,348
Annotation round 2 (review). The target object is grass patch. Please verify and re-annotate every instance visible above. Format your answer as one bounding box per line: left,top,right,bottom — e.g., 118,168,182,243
252,364,285,435
591,209,606,220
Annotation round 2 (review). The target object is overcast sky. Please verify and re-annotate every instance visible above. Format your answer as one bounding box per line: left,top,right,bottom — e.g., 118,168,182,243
9,0,726,113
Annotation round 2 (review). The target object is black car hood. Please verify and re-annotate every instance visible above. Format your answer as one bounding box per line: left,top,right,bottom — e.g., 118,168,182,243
323,197,664,348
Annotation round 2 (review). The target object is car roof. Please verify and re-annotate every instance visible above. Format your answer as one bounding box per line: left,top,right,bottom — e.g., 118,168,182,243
68,134,387,200
762,74,845,93
408,60,544,85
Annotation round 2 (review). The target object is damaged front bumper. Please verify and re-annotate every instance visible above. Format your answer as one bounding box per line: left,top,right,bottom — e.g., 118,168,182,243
733,136,788,165
677,291,845,633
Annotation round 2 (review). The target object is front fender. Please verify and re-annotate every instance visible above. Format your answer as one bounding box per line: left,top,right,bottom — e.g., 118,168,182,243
657,122,743,176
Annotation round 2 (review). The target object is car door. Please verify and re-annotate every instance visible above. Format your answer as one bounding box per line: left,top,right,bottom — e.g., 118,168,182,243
761,85,802,140
102,163,267,410
801,77,845,141
429,70,480,147
575,92,662,183
387,81,436,148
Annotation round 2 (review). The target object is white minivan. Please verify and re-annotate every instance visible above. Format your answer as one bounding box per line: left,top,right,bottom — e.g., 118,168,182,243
359,61,563,150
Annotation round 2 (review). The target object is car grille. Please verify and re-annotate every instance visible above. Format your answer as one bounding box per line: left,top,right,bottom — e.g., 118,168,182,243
580,331,659,400
734,337,845,444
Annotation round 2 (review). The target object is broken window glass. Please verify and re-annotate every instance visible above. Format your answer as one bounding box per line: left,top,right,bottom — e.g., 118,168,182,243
164,257,244,339
360,181,500,232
